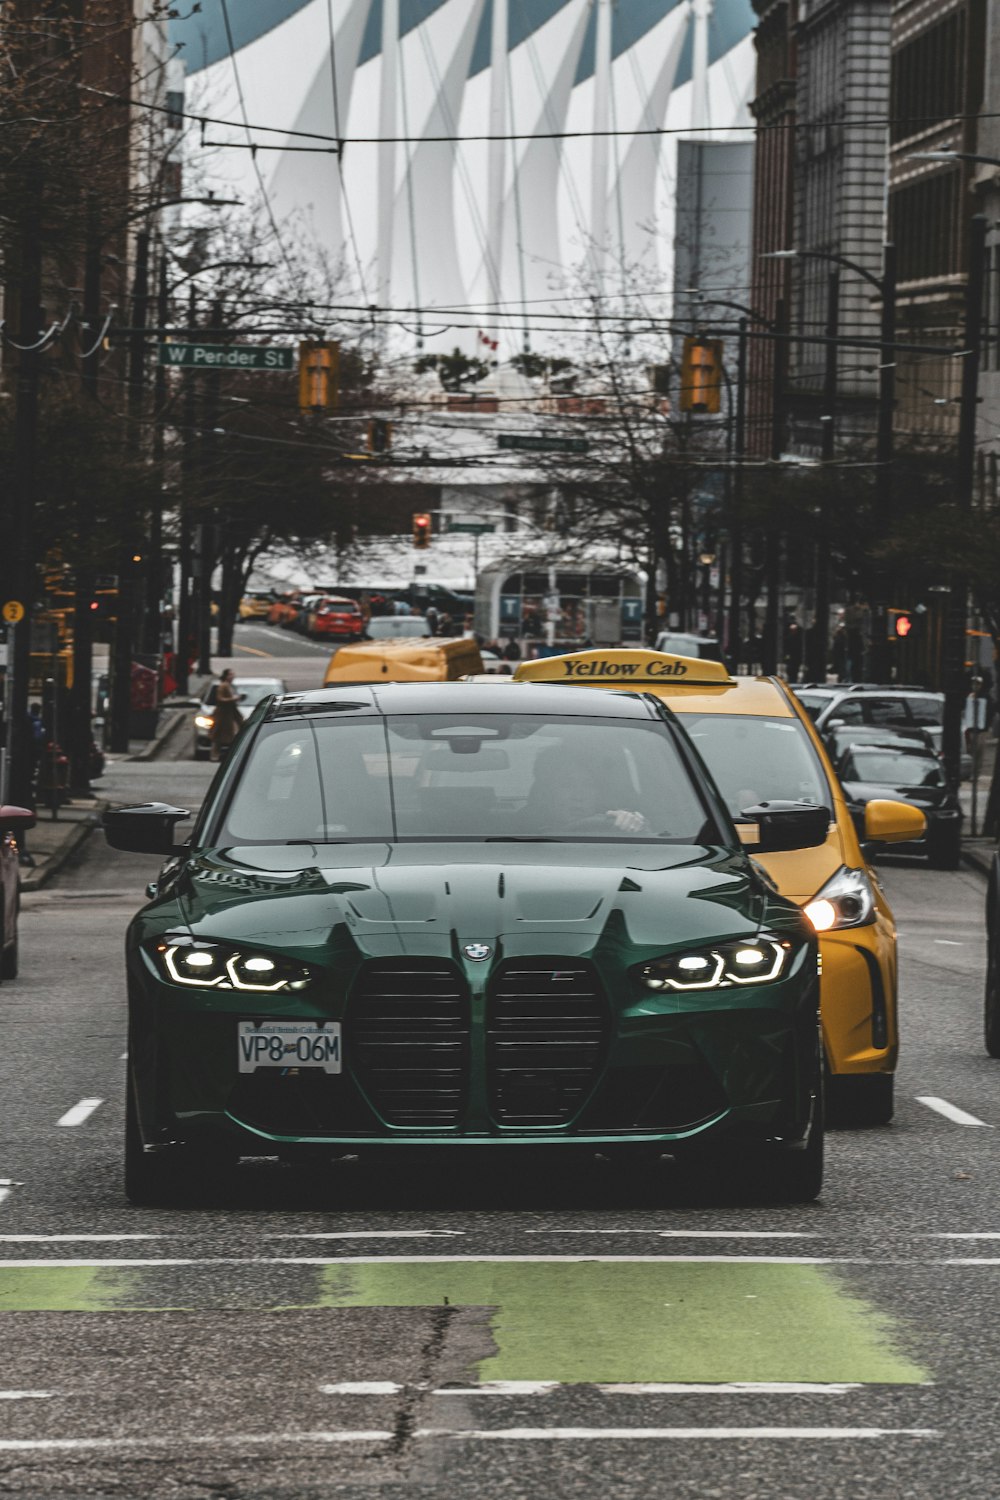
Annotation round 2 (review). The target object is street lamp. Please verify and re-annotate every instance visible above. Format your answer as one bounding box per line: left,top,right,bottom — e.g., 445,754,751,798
762,244,897,680
906,150,1000,169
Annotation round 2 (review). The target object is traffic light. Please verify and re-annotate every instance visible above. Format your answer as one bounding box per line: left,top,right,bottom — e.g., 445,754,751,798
889,609,914,640
679,337,722,414
298,341,340,410
412,513,432,550
368,418,392,453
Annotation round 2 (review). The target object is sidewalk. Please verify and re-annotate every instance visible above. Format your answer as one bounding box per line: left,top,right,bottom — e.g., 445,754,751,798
18,695,201,892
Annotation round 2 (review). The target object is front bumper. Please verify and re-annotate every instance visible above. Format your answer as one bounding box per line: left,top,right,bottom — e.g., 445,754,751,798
128,951,820,1156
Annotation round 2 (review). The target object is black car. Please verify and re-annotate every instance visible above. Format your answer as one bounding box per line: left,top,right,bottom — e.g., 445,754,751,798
105,682,824,1204
835,740,962,869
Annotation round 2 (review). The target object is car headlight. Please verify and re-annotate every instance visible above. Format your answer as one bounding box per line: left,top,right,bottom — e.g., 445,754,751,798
149,937,312,992
194,714,214,730
803,866,875,932
640,936,795,992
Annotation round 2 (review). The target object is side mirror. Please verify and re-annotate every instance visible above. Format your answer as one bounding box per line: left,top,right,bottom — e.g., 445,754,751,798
103,803,191,855
864,798,927,844
0,804,36,834
738,800,831,854
826,718,845,730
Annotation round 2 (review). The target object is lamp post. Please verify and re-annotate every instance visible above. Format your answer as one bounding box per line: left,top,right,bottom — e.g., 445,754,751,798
763,244,896,678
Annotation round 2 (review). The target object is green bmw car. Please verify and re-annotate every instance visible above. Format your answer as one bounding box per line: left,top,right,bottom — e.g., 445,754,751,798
105,683,826,1203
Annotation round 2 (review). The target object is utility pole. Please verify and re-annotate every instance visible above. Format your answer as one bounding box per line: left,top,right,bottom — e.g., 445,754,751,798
811,268,839,681
5,169,43,815
68,203,103,794
727,318,747,661
143,253,169,656
196,298,222,676
942,216,986,788
176,287,197,699
869,241,897,682
762,298,789,673
108,228,150,752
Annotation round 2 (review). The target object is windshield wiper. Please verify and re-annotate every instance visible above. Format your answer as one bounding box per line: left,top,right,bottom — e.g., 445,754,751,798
484,835,570,842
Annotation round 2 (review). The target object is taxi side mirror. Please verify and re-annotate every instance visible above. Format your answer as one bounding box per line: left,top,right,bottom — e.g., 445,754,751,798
864,798,927,844
738,801,830,853
104,803,191,855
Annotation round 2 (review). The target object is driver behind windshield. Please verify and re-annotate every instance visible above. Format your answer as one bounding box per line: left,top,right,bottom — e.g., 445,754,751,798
522,746,648,834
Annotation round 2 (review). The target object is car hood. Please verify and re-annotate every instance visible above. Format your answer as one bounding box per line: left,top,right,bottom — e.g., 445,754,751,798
842,780,952,811
172,842,771,963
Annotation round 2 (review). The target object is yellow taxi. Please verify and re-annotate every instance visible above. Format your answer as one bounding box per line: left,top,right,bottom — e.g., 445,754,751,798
323,636,484,684
515,649,925,1125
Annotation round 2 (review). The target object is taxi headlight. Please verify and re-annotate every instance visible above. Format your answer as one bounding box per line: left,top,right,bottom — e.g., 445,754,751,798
149,938,312,992
640,937,794,992
803,867,875,932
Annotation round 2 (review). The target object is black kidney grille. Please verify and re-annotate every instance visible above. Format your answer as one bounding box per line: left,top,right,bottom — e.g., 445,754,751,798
487,961,610,1125
350,961,471,1127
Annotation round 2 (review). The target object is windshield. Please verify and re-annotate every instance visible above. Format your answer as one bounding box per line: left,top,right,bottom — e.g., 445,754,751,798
215,714,715,844
843,749,944,788
678,712,831,819
795,691,835,721
235,682,283,708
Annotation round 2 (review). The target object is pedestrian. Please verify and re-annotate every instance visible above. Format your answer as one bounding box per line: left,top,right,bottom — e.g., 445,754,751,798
502,637,522,662
210,669,244,763
425,604,439,635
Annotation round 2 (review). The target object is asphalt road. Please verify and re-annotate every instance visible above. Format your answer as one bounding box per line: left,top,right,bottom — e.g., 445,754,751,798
221,621,340,692
2,738,999,1498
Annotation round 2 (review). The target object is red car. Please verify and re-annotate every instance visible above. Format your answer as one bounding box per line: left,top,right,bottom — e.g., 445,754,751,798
1,804,35,981
309,595,365,640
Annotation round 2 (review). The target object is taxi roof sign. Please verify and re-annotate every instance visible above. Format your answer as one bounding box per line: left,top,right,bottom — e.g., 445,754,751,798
513,649,733,686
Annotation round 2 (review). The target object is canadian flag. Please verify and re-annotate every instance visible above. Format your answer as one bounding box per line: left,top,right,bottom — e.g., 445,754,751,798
478,330,499,352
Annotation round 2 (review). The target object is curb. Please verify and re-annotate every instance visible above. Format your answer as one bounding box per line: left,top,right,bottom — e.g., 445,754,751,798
962,843,994,880
129,704,193,762
21,801,109,893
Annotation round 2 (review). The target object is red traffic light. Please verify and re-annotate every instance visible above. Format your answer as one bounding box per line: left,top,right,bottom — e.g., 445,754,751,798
412,513,432,549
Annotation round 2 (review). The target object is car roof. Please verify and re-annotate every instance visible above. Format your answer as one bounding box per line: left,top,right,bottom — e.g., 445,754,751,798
267,681,660,721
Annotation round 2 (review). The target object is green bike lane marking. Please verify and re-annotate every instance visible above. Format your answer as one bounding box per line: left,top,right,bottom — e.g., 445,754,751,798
0,1258,928,1386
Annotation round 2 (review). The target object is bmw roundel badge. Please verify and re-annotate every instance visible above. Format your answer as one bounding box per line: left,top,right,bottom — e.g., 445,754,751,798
463,943,492,962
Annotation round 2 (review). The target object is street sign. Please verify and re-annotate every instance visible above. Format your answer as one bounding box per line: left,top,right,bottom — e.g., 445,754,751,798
497,433,589,454
447,522,495,535
158,343,295,371
2,601,24,624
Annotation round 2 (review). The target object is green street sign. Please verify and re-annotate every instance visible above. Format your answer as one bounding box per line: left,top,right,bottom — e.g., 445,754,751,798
447,522,496,535
158,343,295,371
498,432,589,454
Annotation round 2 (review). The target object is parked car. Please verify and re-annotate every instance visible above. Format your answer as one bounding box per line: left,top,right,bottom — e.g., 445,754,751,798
310,596,365,640
814,688,972,779
824,723,938,767
237,592,275,622
835,739,963,870
364,616,432,640
192,677,286,759
653,631,727,665
266,593,302,627
105,681,825,1204
0,804,35,981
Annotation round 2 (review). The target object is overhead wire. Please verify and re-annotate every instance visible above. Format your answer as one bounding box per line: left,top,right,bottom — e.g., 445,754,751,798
325,0,369,304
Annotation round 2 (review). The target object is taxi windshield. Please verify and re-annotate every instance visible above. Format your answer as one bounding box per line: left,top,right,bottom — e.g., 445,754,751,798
843,748,944,788
216,714,717,844
678,712,832,820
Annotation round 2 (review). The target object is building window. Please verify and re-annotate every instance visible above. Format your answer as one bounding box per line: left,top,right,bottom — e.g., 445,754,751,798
890,11,966,145
890,171,962,284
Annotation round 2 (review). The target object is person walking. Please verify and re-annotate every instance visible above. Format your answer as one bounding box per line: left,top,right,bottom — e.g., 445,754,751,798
210,670,244,762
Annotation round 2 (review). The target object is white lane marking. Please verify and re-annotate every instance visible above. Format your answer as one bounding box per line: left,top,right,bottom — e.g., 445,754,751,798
916,1096,993,1128
934,940,963,946
435,1382,560,1397
320,1382,402,1396
943,1259,1000,1265
0,1432,393,1453
0,1392,53,1401
595,1383,865,1396
56,1099,104,1128
120,1052,128,1061
272,1231,465,1240
926,1233,1000,1239
415,1427,938,1442
0,1234,162,1242
525,1230,815,1239
0,1427,937,1452
0,1254,862,1268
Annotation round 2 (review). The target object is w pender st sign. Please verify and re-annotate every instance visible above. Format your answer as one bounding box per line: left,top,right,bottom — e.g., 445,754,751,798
158,343,295,371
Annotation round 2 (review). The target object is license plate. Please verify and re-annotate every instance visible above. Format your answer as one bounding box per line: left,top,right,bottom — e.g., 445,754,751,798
237,1021,341,1074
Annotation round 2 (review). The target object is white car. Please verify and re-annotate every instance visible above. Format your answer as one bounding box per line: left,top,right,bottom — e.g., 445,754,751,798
364,616,432,640
193,677,285,759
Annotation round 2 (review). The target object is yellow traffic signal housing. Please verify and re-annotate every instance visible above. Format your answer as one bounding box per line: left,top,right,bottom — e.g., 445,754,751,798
368,418,392,453
680,337,722,414
412,513,432,549
298,341,340,410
